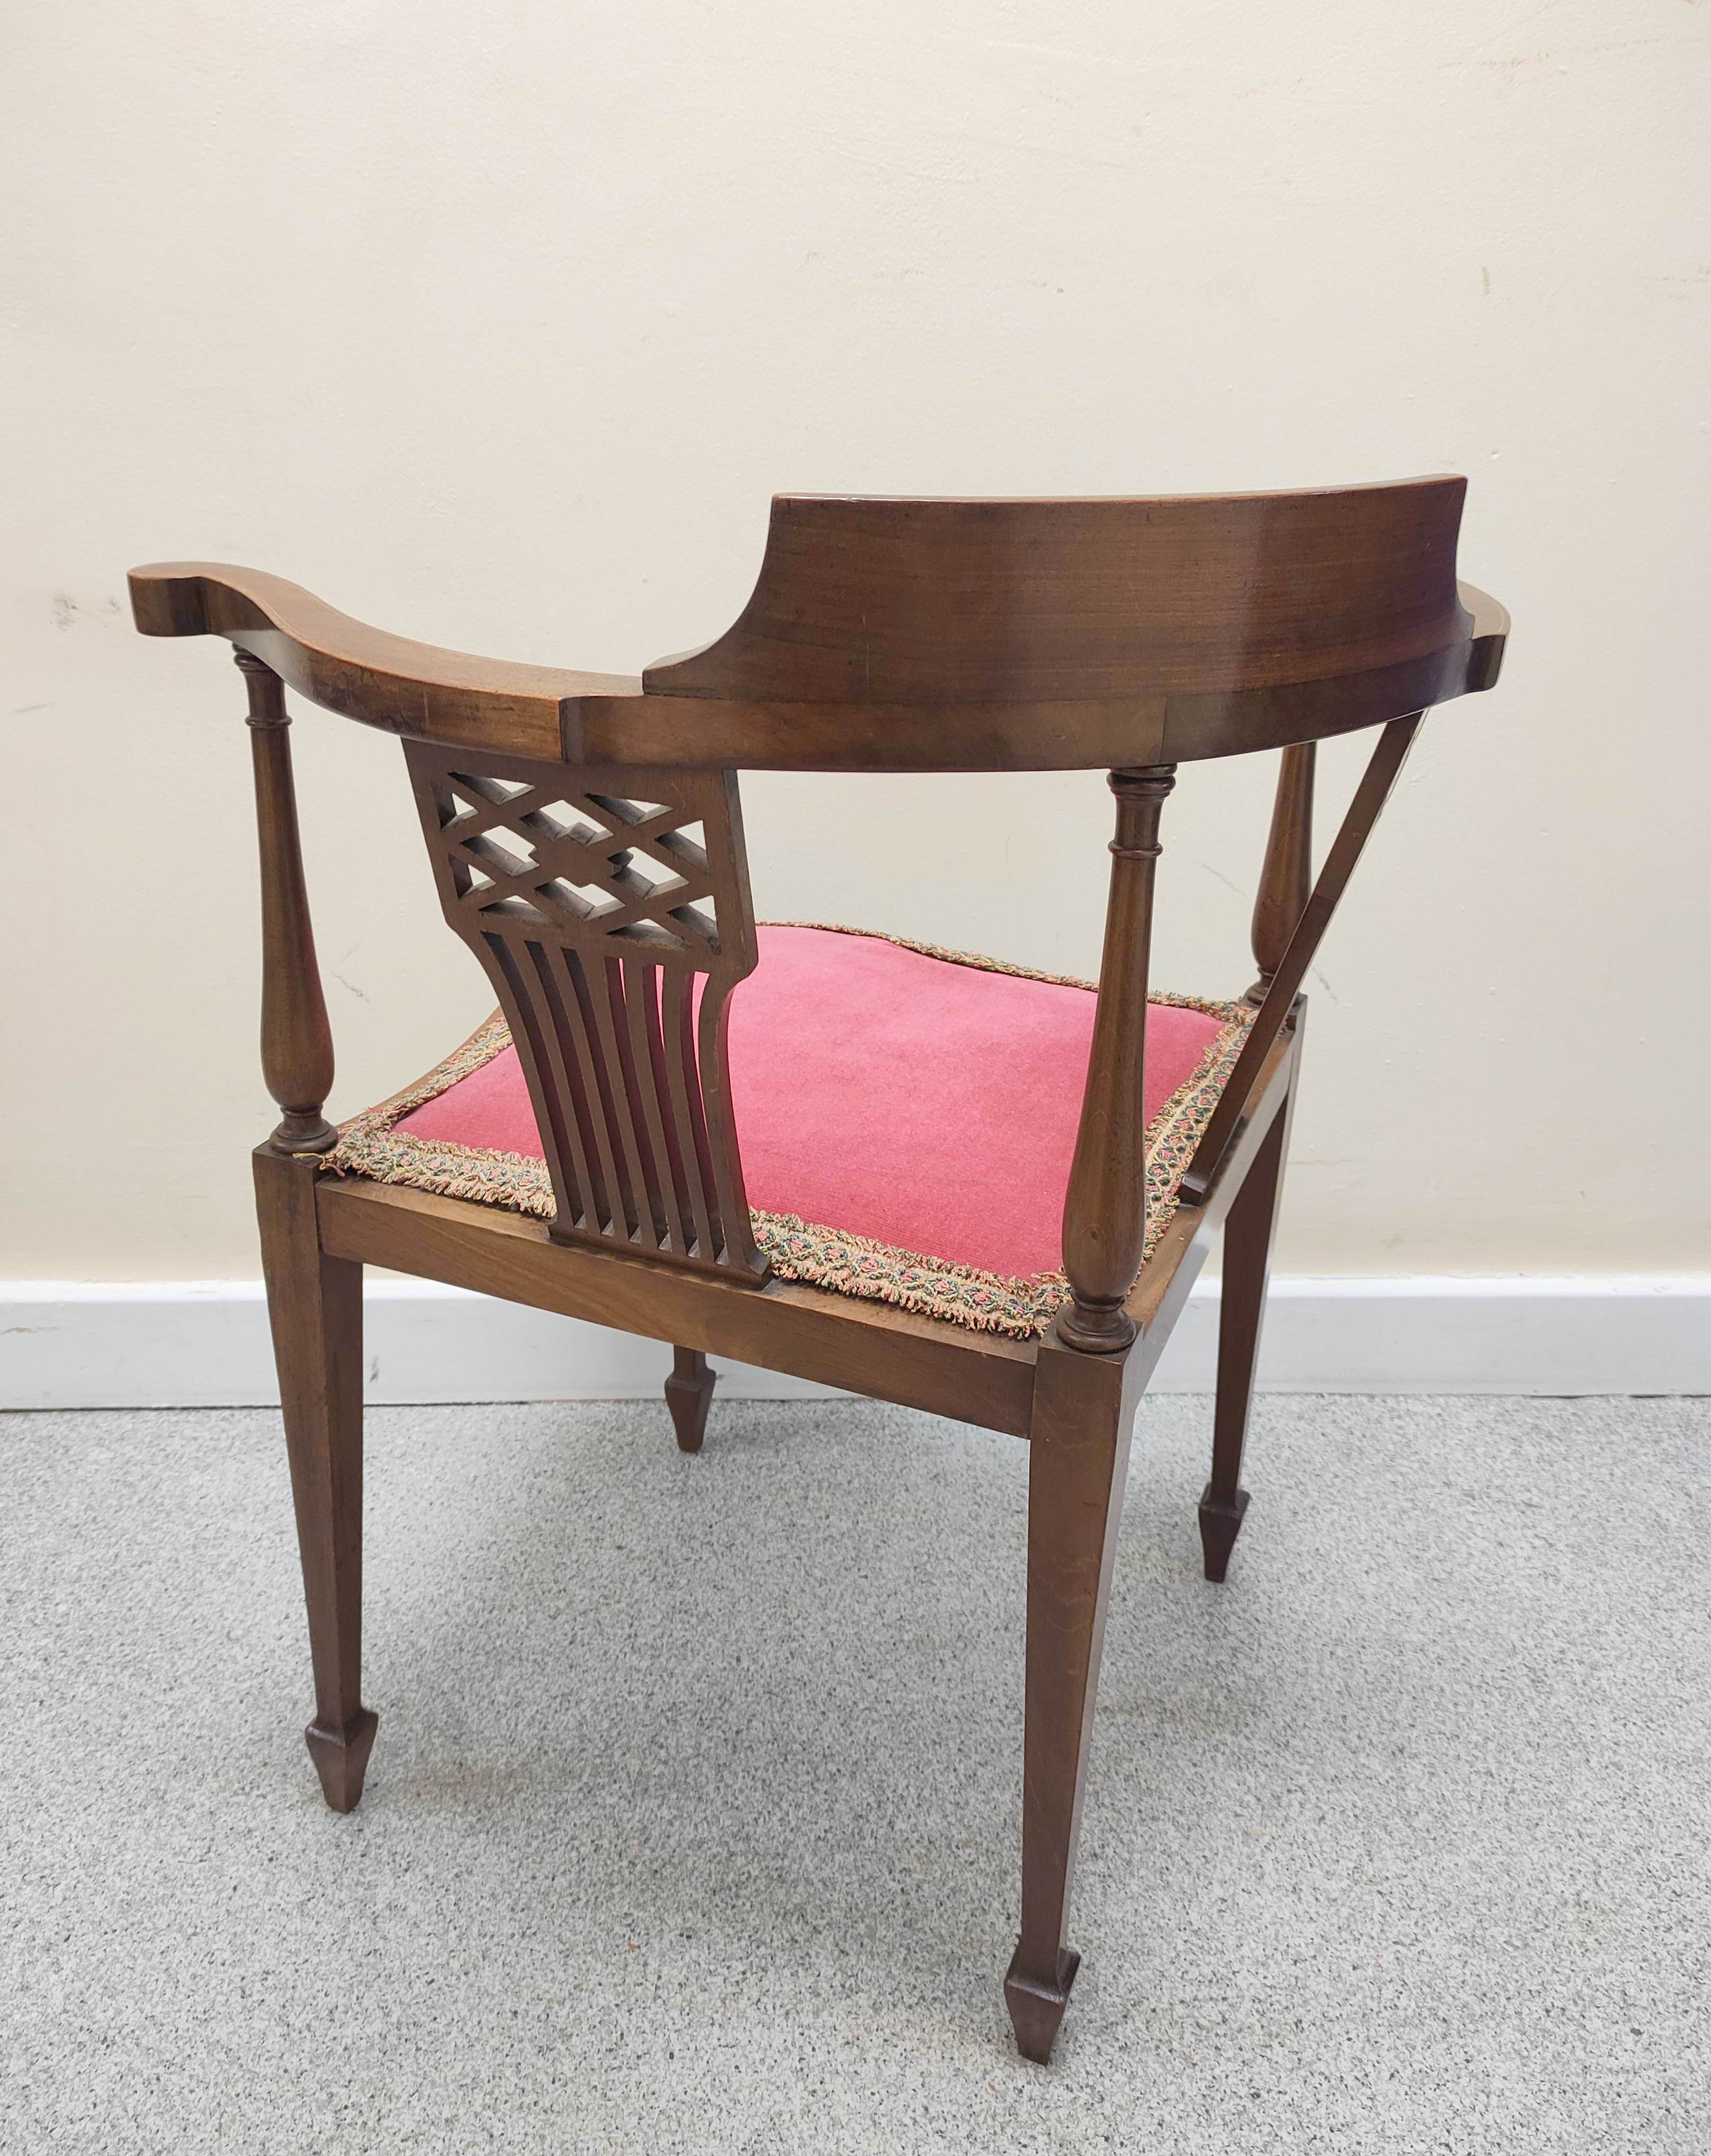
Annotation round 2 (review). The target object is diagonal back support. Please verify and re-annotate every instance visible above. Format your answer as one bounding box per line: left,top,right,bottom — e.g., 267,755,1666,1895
1179,713,1424,1206
403,741,765,1280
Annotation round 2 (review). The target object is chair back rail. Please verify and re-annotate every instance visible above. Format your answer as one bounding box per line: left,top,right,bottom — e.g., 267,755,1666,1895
128,479,1507,1329
649,479,1470,703
128,479,1506,773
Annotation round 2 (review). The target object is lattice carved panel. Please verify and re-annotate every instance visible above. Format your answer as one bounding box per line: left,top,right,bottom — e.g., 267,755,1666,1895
405,742,764,1280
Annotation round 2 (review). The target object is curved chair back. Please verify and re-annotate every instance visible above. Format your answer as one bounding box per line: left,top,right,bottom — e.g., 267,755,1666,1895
654,478,1464,701
632,477,1503,770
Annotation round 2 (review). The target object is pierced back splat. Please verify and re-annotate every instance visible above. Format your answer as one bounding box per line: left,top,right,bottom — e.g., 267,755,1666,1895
404,742,767,1280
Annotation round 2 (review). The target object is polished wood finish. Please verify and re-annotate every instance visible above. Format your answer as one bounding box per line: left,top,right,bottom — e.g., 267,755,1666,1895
254,1146,377,1811
133,563,634,761
128,482,1506,771
1006,1331,1138,2061
316,1172,1040,1437
130,476,1507,2066
1246,743,1315,1007
1057,767,1176,1352
405,742,765,1281
652,481,1471,702
665,1346,715,1453
1200,1060,1299,1581
240,654,338,1155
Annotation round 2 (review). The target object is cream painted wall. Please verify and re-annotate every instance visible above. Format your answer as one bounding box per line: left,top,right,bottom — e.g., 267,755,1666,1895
3,1,1706,1282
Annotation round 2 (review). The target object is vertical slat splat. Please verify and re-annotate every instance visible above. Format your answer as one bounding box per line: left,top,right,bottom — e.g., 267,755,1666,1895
520,936,605,1230
696,988,764,1277
481,932,582,1223
666,967,723,1260
403,742,762,1281
559,947,639,1241
622,958,688,1254
588,954,659,1247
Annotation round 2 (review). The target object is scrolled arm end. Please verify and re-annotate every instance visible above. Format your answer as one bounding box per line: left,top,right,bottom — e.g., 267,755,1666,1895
126,560,645,759
128,563,219,638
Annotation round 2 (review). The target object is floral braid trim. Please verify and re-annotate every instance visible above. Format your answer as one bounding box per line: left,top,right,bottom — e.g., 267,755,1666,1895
747,1215,1070,1336
758,919,1251,1023
322,1012,555,1214
322,928,1253,1340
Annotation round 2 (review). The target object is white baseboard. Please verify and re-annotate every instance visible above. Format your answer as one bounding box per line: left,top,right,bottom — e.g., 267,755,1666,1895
2,1275,1706,1410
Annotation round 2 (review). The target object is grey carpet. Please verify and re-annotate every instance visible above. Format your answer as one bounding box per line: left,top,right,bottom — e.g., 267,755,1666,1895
2,1393,1706,2154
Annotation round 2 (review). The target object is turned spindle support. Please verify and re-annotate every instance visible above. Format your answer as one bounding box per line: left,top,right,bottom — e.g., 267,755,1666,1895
1055,766,1176,1354
1246,742,1316,1007
238,651,338,1155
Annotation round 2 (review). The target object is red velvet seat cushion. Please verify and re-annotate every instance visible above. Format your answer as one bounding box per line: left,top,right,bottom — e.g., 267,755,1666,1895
331,926,1251,1336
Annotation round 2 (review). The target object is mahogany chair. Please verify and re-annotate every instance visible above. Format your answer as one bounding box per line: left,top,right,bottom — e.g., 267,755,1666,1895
129,479,1506,2064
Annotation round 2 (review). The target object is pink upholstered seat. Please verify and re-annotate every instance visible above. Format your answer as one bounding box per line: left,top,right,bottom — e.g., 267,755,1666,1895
332,925,1251,1336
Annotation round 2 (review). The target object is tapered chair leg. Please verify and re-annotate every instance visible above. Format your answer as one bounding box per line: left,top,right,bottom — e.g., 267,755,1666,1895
255,1147,378,1812
665,1346,715,1453
1005,1338,1135,2064
1200,1086,1294,1583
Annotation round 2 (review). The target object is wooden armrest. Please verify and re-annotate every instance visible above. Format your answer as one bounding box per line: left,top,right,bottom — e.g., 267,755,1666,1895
128,562,641,761
128,560,1511,772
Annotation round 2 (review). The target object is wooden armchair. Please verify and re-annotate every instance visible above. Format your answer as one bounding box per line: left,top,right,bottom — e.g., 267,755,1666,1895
129,478,1506,2064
